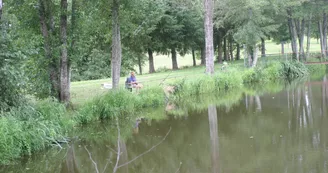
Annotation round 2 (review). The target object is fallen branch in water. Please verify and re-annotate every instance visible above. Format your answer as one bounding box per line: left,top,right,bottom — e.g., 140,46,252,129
102,151,113,173
116,127,172,169
84,146,99,173
175,162,183,173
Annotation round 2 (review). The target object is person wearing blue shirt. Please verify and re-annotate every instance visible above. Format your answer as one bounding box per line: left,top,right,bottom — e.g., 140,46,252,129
129,72,143,92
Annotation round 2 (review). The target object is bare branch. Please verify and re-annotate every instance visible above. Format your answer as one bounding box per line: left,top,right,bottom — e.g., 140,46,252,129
84,146,99,173
106,145,118,154
117,127,172,169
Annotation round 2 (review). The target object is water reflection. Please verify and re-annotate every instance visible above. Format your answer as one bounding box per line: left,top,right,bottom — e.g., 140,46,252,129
208,105,219,173
2,76,328,173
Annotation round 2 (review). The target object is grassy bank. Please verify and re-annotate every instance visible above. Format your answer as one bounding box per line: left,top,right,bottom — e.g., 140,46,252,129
0,99,74,164
1,60,326,165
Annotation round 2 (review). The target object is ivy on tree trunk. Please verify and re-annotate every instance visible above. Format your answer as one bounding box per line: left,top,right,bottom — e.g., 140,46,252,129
38,0,59,99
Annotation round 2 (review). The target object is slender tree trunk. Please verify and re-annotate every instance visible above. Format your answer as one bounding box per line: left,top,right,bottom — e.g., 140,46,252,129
261,38,266,57
252,46,259,67
60,0,69,103
223,37,227,61
323,13,327,57
287,9,299,61
39,0,59,99
204,0,215,74
236,44,240,60
138,56,142,75
171,48,178,70
69,0,77,101
208,105,219,173
319,20,325,59
192,49,196,66
217,31,223,63
281,42,285,55
0,0,2,20
306,16,312,60
148,48,155,73
229,35,234,61
111,0,122,89
201,45,205,65
248,48,253,67
297,19,305,61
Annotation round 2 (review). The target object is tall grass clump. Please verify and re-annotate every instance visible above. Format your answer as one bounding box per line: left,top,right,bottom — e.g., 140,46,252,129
307,64,326,80
242,62,283,84
170,68,243,98
76,87,165,124
281,61,309,79
0,99,73,165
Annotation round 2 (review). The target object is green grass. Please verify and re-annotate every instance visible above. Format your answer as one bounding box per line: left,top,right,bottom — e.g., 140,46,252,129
71,38,324,106
71,60,246,106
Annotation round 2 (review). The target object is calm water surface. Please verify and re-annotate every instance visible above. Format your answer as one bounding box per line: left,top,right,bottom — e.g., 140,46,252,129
2,76,328,173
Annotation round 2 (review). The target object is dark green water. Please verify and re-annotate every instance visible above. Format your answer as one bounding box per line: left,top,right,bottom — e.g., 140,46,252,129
2,76,328,173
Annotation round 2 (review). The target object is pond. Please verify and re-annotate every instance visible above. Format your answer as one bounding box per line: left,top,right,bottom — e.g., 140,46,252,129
1,75,328,173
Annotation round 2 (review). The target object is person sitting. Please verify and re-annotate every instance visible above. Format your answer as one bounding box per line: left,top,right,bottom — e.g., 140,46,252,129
125,77,133,92
129,72,143,92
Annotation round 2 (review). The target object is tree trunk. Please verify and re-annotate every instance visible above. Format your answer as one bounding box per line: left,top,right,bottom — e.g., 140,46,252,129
229,35,234,61
138,56,142,75
148,48,155,73
297,19,305,61
60,0,69,103
217,31,223,63
223,37,227,61
323,13,327,57
171,48,178,70
69,0,77,101
192,49,196,66
281,42,285,55
201,45,205,65
0,0,2,20
287,9,299,61
39,0,59,99
111,0,122,89
319,20,325,59
306,16,312,60
248,48,253,67
252,46,259,67
204,0,215,74
261,38,266,57
236,44,240,60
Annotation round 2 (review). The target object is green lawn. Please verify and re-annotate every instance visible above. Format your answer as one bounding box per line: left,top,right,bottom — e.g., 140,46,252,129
71,39,322,106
